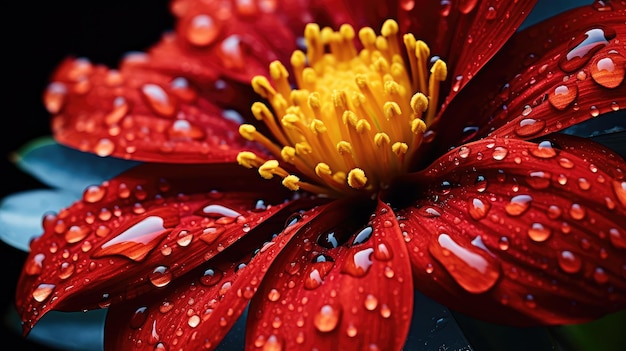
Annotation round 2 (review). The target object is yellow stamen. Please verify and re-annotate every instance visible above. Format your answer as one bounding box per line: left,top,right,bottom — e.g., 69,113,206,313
237,19,447,196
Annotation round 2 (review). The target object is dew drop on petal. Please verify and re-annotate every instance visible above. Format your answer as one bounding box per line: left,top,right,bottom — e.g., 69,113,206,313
612,181,626,207
314,304,341,332
186,14,220,47
429,234,500,293
94,138,115,157
83,185,107,203
149,266,172,287
341,248,374,277
93,210,177,262
200,268,223,287
569,203,586,220
609,228,626,249
492,146,508,161
590,53,625,89
594,267,609,284
527,223,551,242
514,118,545,137
44,82,67,114
498,236,510,251
505,195,532,216
530,140,558,159
468,198,490,220
25,253,45,276
558,250,582,273
267,288,281,302
32,283,55,302
548,83,578,110
559,27,615,73
364,293,378,311
130,306,149,329
527,171,551,189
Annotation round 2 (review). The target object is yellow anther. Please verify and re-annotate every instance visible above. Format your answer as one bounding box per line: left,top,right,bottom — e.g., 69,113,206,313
347,168,368,189
381,19,399,37
310,119,327,134
411,119,427,134
430,59,448,81
384,80,400,95
281,146,296,163
410,93,429,117
237,151,262,169
358,27,377,50
383,102,401,120
239,124,258,141
281,114,301,130
374,132,390,147
251,102,271,121
270,60,289,81
392,142,408,156
259,160,288,179
415,40,431,93
308,92,321,110
315,162,332,177
332,90,348,110
356,119,371,134
375,36,388,52
342,110,357,127
295,142,312,155
336,141,353,155
251,76,276,98
340,24,355,41
426,59,448,125
282,175,301,191
290,50,306,69
302,67,317,86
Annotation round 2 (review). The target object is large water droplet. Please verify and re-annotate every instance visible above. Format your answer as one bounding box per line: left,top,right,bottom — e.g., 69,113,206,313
557,250,582,273
341,248,374,277
201,204,242,218
515,118,545,137
590,53,625,88
429,234,500,293
468,198,490,220
200,268,223,286
33,283,55,302
612,181,626,207
314,304,341,332
186,14,220,47
527,223,551,242
559,27,615,72
609,228,626,249
505,195,532,216
93,209,179,262
527,171,551,189
167,120,206,141
548,82,578,110
149,265,172,287
530,140,558,159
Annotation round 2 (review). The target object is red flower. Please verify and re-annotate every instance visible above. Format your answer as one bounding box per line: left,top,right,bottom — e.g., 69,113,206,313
14,0,626,350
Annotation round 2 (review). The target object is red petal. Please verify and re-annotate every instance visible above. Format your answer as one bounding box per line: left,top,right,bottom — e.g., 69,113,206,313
397,0,537,101
396,137,626,326
430,3,626,152
103,203,324,351
15,162,312,333
45,58,262,163
245,199,413,351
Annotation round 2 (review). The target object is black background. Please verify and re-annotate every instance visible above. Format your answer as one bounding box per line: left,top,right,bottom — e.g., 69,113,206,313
1,1,173,349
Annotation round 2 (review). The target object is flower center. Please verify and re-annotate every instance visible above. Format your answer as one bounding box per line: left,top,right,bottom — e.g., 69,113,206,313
237,19,447,197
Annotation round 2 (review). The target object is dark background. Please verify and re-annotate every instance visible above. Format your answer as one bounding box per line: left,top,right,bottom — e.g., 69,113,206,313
1,1,625,350
1,1,173,349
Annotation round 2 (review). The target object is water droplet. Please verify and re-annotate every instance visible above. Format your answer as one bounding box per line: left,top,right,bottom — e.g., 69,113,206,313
314,304,341,332
364,294,378,310
569,203,586,220
458,146,470,158
515,118,545,137
417,206,442,217
609,228,626,249
167,120,206,141
94,138,115,157
594,267,609,284
58,262,75,280
44,82,67,114
429,234,500,293
547,205,563,219
201,204,242,218
65,225,92,244
558,250,582,273
468,198,490,220
492,146,508,161
186,14,220,47
149,266,172,287
352,226,373,245
505,195,532,216
527,223,551,242
612,181,626,207
527,171,551,189
130,306,148,329
530,140,558,159
485,6,496,20
578,177,591,190
524,294,537,308
559,27,615,72
375,242,393,261
200,268,223,286
498,236,510,251
458,0,478,14
548,83,578,110
93,209,178,262
33,283,55,302
341,248,374,277
83,185,107,203
474,175,488,192
25,253,45,276
380,304,392,318
400,0,415,11
267,288,281,302
590,53,625,89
